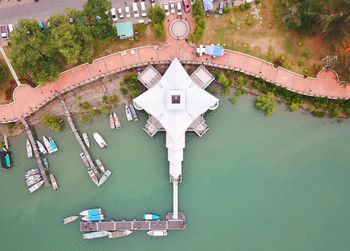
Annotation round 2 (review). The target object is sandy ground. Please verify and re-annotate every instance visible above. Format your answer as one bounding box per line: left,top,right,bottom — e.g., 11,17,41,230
0,0,33,7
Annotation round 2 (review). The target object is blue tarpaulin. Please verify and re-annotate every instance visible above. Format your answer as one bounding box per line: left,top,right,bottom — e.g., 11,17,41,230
204,45,224,57
202,0,213,11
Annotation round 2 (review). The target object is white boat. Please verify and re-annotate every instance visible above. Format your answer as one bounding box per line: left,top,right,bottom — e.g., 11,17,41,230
93,133,107,148
80,153,90,167
129,104,138,121
108,230,133,239
82,133,90,148
97,170,112,187
26,178,42,187
43,136,54,154
82,214,104,222
109,112,116,130
62,215,79,224
147,230,168,237
26,139,33,159
95,159,106,173
83,231,109,240
42,157,49,169
125,105,133,121
26,174,41,182
49,137,58,153
24,168,39,177
79,208,102,216
113,112,121,129
29,180,44,193
88,169,99,185
37,140,47,154
50,174,58,190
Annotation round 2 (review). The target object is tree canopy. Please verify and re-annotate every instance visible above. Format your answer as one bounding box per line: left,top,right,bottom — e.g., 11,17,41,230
148,5,166,41
255,92,276,116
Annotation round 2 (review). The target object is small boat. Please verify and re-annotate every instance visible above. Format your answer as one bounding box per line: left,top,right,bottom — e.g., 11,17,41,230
24,168,39,177
95,159,106,173
26,178,42,187
43,136,53,154
42,157,49,169
62,215,79,224
82,133,90,148
147,230,168,237
26,174,41,182
129,104,138,121
80,153,90,167
37,140,47,154
82,214,104,222
108,230,133,239
113,112,121,129
50,174,58,190
49,137,58,153
109,112,116,130
29,180,44,193
143,213,161,220
26,139,33,159
88,169,99,185
97,170,112,187
4,151,11,168
93,133,107,148
83,231,109,240
79,208,102,216
125,105,133,121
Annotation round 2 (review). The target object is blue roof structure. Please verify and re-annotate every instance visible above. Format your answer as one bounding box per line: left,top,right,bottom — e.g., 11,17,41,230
115,21,134,39
202,0,213,11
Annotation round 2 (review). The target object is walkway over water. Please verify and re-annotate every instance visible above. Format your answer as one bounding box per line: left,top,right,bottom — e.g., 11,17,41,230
80,213,186,232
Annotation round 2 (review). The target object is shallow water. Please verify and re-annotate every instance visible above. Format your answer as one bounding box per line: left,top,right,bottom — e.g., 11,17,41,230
1,95,350,251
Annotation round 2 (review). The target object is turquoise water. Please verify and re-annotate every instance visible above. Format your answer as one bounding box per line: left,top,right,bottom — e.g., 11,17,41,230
1,95,350,251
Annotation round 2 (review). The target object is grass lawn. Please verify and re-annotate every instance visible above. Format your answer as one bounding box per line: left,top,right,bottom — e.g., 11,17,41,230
201,0,331,77
0,54,16,104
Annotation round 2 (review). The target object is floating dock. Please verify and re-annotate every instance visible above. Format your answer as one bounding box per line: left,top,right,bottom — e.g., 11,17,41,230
80,212,186,232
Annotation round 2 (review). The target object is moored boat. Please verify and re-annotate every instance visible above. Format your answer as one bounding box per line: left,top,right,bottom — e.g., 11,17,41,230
108,230,133,239
26,139,33,159
143,213,161,220
24,168,39,177
113,112,121,129
4,151,11,168
37,140,47,154
79,208,102,216
62,215,79,224
43,136,54,154
109,112,116,130
125,105,133,121
83,231,109,240
50,174,58,190
88,169,99,185
147,230,168,237
26,174,41,182
80,153,90,167
95,159,106,173
29,180,44,193
93,133,107,148
0,150,7,169
82,133,90,148
82,214,104,222
42,157,49,169
49,137,58,153
129,104,138,121
26,178,42,187
97,170,112,187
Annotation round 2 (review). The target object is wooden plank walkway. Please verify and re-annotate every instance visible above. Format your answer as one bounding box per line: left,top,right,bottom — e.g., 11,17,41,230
80,213,186,232
58,97,99,177
20,118,49,186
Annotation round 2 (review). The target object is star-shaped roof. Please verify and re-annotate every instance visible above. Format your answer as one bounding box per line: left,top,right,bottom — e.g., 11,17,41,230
133,58,218,142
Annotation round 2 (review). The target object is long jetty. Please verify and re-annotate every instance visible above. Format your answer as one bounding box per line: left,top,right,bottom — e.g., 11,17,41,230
20,118,50,186
80,212,186,232
58,97,98,174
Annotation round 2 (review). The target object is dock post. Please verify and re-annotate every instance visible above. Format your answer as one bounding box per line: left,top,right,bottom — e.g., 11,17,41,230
173,181,179,220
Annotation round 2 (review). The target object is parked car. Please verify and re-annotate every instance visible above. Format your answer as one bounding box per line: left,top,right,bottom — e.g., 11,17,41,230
8,24,15,34
183,0,191,13
111,8,118,21
140,1,147,17
177,2,182,16
170,2,176,14
118,8,124,19
133,2,140,18
68,17,74,24
38,21,46,32
218,2,224,14
0,25,8,39
150,0,155,7
164,3,169,16
125,6,131,18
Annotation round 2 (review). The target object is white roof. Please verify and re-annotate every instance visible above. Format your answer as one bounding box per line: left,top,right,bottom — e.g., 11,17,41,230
134,58,218,142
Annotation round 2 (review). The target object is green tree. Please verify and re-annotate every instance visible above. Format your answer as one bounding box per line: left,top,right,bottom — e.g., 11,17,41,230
9,19,59,84
218,72,231,87
334,51,350,82
42,114,64,132
0,62,8,82
148,5,166,41
190,0,206,42
83,0,114,40
255,92,276,116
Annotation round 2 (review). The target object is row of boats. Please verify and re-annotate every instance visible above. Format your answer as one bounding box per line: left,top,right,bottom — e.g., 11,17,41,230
26,136,59,158
109,111,121,130
24,168,58,192
81,132,107,149
125,104,138,122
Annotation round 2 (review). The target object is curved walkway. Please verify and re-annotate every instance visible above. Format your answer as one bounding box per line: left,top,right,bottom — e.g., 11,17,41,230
0,41,348,123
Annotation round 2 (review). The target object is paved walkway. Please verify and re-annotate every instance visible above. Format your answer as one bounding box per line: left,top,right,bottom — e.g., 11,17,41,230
0,14,348,123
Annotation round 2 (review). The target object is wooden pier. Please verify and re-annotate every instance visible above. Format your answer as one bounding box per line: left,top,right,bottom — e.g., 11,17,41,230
58,97,99,176
20,118,50,186
80,212,186,232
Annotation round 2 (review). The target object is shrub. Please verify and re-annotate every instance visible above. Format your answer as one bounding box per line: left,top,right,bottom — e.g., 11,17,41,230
255,92,276,116
148,5,166,41
0,62,8,82
190,0,206,42
6,122,15,129
100,106,109,114
42,114,64,132
218,72,231,87
80,114,91,123
223,7,230,14
79,101,92,110
255,0,261,3
290,103,299,111
229,96,237,104
236,89,242,96
120,87,128,96
246,17,255,25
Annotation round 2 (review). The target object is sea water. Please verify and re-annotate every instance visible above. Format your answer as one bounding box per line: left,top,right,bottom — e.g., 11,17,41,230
1,95,350,251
